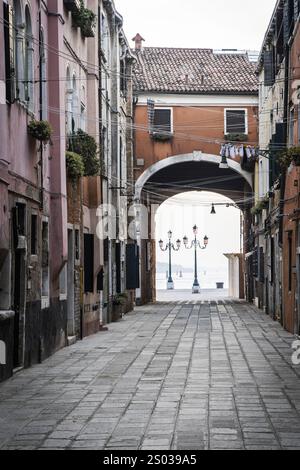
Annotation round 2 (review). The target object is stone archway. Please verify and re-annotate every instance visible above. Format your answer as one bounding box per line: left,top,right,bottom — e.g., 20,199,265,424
135,152,253,202
134,152,254,305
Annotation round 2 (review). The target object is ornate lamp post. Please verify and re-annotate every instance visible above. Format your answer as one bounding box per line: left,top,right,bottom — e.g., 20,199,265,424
183,225,208,294
159,231,181,290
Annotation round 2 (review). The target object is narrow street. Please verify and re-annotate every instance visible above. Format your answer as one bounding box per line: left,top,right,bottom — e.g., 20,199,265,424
0,300,299,451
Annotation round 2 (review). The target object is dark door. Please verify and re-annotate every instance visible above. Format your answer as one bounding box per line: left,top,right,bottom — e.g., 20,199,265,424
12,204,26,368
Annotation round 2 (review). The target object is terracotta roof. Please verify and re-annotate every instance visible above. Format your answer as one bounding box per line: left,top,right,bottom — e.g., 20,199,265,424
133,47,258,94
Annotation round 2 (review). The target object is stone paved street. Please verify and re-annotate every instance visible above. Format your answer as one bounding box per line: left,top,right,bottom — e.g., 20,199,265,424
0,300,300,450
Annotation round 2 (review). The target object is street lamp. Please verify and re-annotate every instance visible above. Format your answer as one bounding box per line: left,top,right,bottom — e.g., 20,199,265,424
183,225,208,294
159,231,181,290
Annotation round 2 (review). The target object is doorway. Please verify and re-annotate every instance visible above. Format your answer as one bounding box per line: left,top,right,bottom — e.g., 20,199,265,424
67,228,75,337
12,203,27,368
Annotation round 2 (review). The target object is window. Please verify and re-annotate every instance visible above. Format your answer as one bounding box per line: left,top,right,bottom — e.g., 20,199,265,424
289,108,295,145
39,29,47,119
288,232,293,292
31,214,38,255
13,0,25,101
153,108,172,133
24,7,34,109
3,2,15,103
75,229,80,262
225,109,247,134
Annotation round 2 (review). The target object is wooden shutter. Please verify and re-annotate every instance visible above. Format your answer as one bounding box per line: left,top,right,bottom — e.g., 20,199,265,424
3,3,16,103
264,50,275,87
226,110,246,134
253,247,258,278
84,234,94,293
126,244,140,290
116,243,121,294
259,247,265,283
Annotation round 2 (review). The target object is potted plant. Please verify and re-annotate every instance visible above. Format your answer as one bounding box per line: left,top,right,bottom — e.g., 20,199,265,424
72,0,96,38
151,131,173,142
279,147,300,169
251,197,269,216
66,151,84,181
28,120,53,143
69,129,101,176
112,293,128,322
225,133,248,143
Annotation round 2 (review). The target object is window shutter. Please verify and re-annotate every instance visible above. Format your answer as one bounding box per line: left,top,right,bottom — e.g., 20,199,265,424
259,247,265,283
253,247,259,278
264,50,275,87
226,110,246,134
84,234,94,293
126,243,140,290
116,243,121,294
3,3,16,103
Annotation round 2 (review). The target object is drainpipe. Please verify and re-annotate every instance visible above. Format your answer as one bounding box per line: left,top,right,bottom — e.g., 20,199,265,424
38,2,44,210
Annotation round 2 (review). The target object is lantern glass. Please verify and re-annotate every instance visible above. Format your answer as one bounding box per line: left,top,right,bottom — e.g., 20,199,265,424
168,230,172,240
159,240,164,249
193,225,198,235
183,236,188,246
176,239,181,249
204,236,209,246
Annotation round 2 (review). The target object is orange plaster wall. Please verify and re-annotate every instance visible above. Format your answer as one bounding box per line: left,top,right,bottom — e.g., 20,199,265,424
134,104,258,171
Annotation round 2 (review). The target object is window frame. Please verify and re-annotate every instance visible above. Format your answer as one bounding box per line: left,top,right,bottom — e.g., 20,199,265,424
152,107,174,134
224,108,248,135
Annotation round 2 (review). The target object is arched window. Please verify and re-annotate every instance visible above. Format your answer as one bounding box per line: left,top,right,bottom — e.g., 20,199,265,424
66,67,72,134
80,85,86,131
39,28,47,119
13,0,25,101
71,74,78,133
24,6,34,108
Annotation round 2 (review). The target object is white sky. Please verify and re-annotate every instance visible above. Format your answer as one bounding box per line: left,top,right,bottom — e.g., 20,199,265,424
155,192,242,271
115,0,277,51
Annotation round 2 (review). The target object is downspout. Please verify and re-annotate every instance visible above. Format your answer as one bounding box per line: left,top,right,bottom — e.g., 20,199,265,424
39,2,44,210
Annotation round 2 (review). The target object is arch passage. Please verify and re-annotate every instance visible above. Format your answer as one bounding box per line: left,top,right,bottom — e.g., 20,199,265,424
134,153,253,305
135,153,253,206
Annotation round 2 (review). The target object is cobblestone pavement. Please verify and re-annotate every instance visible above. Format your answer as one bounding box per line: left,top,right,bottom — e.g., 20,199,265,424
0,300,300,450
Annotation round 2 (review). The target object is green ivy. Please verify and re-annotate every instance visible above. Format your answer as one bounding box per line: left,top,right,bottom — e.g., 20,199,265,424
251,197,269,216
113,293,128,306
225,133,248,142
279,146,300,169
72,0,96,37
69,129,101,176
28,120,53,142
66,151,85,180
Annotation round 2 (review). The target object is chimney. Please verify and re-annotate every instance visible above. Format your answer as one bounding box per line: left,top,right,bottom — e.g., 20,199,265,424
132,33,145,51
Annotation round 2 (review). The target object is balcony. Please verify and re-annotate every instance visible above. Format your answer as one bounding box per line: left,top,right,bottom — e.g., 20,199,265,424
64,0,81,13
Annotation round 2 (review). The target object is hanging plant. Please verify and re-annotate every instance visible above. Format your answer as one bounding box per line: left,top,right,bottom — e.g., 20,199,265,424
151,131,173,142
225,133,248,143
250,197,269,216
69,129,101,176
28,120,53,142
66,151,85,181
72,0,96,37
279,146,300,169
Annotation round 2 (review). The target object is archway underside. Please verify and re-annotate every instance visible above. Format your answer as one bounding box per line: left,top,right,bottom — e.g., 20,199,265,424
142,161,252,207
